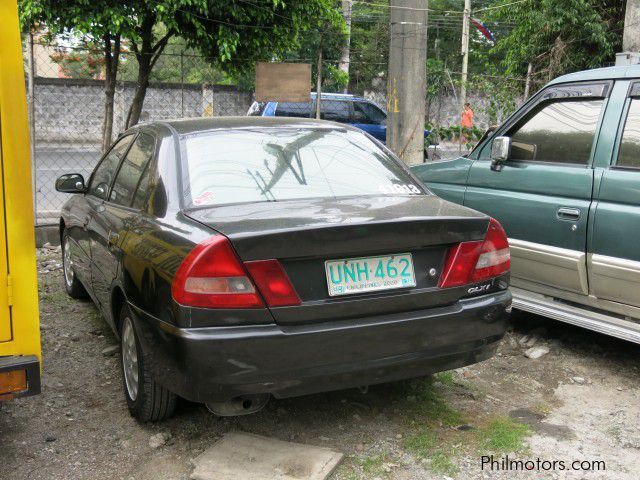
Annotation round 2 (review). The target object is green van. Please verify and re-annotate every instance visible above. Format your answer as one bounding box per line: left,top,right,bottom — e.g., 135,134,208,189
412,65,640,344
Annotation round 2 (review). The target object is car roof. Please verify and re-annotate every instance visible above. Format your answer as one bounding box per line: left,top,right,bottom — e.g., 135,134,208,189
137,116,358,136
266,92,368,102
549,64,640,86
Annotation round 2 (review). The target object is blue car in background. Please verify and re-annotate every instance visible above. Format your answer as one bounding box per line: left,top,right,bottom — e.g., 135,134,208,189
247,92,432,146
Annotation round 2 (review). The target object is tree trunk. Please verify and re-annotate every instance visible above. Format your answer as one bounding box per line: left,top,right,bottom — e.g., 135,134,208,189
125,13,171,128
125,58,151,128
101,33,121,152
338,0,352,93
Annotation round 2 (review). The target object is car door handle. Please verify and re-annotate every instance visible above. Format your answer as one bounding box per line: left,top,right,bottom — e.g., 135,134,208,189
557,207,581,220
108,231,119,246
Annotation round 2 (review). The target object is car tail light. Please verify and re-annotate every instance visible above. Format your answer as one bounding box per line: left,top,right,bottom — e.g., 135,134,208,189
438,218,510,288
172,236,264,308
244,260,301,307
172,236,302,309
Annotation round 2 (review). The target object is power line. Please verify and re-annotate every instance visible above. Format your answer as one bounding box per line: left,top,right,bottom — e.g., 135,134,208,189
352,0,463,15
475,0,531,12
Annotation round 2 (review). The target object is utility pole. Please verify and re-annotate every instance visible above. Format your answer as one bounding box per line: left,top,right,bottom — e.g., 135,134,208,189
459,0,471,110
338,0,352,93
27,31,37,221
387,0,428,166
617,0,640,65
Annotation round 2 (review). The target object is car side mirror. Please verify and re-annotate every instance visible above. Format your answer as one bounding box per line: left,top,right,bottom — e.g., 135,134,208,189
490,136,511,171
55,173,86,193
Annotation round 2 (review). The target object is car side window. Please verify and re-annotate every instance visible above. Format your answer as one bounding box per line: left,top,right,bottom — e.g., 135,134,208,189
353,102,386,125
321,100,351,123
109,133,155,207
617,99,640,169
87,136,133,200
274,101,313,118
131,162,153,210
508,99,603,164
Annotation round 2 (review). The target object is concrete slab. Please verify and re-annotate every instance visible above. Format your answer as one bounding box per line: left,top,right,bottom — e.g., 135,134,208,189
190,431,343,480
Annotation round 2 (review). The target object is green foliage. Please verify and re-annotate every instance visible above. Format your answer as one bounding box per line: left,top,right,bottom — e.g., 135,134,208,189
50,48,105,79
19,0,343,82
486,0,625,84
404,430,438,455
357,454,388,477
117,37,227,84
425,59,449,102
280,9,348,93
19,1,136,43
404,377,465,426
433,371,456,387
430,450,460,476
477,417,530,453
349,1,389,93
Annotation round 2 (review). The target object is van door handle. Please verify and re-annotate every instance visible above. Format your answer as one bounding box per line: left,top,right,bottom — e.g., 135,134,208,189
108,231,119,246
557,207,581,220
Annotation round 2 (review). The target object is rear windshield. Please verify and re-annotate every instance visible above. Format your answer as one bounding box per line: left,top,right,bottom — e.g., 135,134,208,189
181,127,426,207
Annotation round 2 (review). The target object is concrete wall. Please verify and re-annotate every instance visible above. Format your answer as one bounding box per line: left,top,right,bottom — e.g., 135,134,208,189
33,78,253,147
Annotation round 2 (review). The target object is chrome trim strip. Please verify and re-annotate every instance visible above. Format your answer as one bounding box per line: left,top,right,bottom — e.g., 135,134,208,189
511,287,640,344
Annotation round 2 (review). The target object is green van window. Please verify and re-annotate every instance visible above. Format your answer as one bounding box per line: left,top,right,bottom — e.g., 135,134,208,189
618,99,640,169
509,99,603,164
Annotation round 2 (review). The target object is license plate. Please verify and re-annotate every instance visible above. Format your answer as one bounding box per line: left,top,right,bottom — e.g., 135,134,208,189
325,253,416,297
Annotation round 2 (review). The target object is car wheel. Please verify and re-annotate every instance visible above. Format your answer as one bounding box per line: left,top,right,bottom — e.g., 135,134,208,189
62,233,88,299
119,305,176,422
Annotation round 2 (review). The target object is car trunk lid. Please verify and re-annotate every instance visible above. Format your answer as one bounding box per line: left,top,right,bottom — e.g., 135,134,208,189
185,195,490,324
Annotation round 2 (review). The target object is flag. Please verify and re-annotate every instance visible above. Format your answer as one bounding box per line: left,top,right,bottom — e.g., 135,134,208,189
471,18,495,43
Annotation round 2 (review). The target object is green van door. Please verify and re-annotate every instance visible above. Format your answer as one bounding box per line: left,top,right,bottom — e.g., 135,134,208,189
462,82,611,297
589,80,640,311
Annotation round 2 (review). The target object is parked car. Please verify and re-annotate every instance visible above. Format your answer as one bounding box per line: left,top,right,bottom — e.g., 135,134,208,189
55,117,510,421
247,92,432,145
412,65,640,344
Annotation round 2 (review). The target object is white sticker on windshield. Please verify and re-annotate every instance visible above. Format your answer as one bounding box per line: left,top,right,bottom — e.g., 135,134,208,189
379,184,421,195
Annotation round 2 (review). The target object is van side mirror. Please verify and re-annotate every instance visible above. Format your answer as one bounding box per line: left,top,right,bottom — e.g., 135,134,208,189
490,136,511,171
55,173,86,193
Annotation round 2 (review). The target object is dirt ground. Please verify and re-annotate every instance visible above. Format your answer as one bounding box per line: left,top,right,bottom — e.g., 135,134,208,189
1,247,639,480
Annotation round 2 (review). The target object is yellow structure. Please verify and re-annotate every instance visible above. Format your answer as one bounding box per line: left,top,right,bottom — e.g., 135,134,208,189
0,0,42,400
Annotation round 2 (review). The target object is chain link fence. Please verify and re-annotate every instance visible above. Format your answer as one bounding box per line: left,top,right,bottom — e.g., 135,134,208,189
26,38,526,226
28,39,254,226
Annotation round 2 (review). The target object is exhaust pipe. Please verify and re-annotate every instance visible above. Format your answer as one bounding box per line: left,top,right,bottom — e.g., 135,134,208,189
205,394,270,417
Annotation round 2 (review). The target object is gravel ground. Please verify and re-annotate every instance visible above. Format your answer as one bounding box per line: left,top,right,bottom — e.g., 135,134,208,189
1,248,639,480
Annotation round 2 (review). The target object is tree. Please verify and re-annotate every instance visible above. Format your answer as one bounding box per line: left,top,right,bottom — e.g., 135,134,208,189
50,46,105,79
117,37,228,85
21,0,343,141
281,16,349,93
121,0,343,128
20,0,135,152
486,0,625,86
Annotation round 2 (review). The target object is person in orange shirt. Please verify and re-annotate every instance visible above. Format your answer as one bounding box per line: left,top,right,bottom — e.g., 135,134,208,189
461,102,474,144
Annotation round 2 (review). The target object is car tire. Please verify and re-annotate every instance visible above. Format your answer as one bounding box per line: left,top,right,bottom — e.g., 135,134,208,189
62,233,88,299
119,305,177,422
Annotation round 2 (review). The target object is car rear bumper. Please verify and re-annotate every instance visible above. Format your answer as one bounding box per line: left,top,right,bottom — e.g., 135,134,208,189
131,290,511,403
0,355,41,401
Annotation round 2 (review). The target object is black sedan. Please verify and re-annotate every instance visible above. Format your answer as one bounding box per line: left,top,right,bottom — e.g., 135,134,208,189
55,117,511,421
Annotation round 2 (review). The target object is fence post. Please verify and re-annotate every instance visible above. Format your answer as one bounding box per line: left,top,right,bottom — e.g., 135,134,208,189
180,51,185,117
27,32,37,226
316,49,322,119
